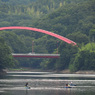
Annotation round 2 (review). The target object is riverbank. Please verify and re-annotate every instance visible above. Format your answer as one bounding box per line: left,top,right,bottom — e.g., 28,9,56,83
4,68,95,74
56,69,95,74
0,69,6,76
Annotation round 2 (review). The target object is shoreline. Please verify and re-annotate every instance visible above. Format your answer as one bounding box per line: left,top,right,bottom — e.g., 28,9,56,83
56,69,95,74
4,68,95,74
0,70,6,76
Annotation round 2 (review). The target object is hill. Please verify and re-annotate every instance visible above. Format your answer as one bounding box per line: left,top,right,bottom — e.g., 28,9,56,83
34,0,95,37
30,0,95,71
0,0,95,71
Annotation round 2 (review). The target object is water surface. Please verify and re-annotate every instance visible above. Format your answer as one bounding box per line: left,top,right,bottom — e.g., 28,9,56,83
0,71,95,95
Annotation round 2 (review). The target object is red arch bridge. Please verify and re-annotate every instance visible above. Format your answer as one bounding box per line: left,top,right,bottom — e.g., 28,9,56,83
0,26,77,58
12,53,60,58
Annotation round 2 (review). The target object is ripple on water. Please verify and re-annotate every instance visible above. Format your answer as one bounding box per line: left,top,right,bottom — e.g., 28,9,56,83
0,72,95,95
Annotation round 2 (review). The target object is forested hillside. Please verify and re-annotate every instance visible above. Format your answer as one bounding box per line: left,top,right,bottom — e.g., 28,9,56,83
0,0,36,5
0,0,95,71
0,0,90,27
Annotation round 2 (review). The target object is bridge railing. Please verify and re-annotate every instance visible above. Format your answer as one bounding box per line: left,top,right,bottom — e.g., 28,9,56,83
12,53,60,58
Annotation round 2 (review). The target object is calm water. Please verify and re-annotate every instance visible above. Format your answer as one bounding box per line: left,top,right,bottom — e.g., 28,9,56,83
0,71,95,95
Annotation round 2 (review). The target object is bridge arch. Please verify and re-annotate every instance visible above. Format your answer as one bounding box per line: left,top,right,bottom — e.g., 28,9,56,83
0,26,77,45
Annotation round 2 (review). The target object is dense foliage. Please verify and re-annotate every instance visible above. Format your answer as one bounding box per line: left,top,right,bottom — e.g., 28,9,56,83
0,0,36,5
0,37,14,69
69,43,95,72
0,0,95,71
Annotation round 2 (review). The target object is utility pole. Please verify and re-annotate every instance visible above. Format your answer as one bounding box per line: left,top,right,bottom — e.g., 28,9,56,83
57,41,59,54
32,41,34,53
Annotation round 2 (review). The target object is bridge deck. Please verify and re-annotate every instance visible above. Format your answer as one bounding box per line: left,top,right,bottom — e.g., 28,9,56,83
12,53,60,58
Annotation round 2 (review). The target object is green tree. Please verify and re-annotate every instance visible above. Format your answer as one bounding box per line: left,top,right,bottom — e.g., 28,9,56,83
54,43,78,70
67,32,89,44
70,43,95,72
0,37,14,69
89,29,95,42
0,31,26,53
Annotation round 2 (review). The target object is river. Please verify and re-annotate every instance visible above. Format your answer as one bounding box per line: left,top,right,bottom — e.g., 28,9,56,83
0,71,95,95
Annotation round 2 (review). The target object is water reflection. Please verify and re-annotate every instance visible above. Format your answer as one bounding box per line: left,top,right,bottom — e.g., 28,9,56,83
0,71,95,95
25,89,28,95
